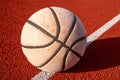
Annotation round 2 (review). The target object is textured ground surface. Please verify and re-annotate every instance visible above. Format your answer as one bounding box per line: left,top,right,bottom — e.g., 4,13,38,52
0,0,120,80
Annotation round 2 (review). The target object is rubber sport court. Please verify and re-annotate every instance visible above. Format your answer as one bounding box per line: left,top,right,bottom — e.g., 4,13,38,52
0,0,120,80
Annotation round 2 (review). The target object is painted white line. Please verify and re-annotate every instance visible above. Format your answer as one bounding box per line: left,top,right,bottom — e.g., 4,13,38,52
87,13,120,46
32,71,55,80
32,13,120,80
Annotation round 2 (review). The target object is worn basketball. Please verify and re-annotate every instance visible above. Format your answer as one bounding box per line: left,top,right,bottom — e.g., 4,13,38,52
21,7,87,72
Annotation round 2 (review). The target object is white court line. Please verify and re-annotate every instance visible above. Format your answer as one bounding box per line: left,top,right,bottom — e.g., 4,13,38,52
32,13,120,80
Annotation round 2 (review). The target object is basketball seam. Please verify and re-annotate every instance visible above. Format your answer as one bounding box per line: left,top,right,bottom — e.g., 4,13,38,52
61,36,86,71
22,7,61,48
22,20,55,48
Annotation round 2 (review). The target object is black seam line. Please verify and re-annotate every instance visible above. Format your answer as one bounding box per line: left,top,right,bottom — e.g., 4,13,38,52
61,36,86,71
67,36,86,58
56,38,82,59
27,20,56,41
49,7,60,39
38,15,77,67
24,20,56,48
22,8,61,48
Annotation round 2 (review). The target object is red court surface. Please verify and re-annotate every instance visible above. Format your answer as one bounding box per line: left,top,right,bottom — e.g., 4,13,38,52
0,0,120,80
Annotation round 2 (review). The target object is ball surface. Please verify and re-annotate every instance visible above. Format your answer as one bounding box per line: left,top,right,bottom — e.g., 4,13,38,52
21,7,87,72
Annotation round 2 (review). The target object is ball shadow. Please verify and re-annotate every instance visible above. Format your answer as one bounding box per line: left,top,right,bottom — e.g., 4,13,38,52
64,37,120,73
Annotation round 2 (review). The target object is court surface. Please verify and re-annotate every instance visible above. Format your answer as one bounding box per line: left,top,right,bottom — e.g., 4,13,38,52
0,0,120,80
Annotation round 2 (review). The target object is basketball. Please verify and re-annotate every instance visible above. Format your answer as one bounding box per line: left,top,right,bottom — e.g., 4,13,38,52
21,7,87,72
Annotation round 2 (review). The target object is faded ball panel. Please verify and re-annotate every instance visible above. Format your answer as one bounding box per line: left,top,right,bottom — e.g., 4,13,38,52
28,8,57,37
64,51,80,71
22,41,60,67
39,47,67,72
21,22,53,46
65,22,78,47
65,16,86,47
51,7,75,41
72,39,87,56
76,16,86,36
